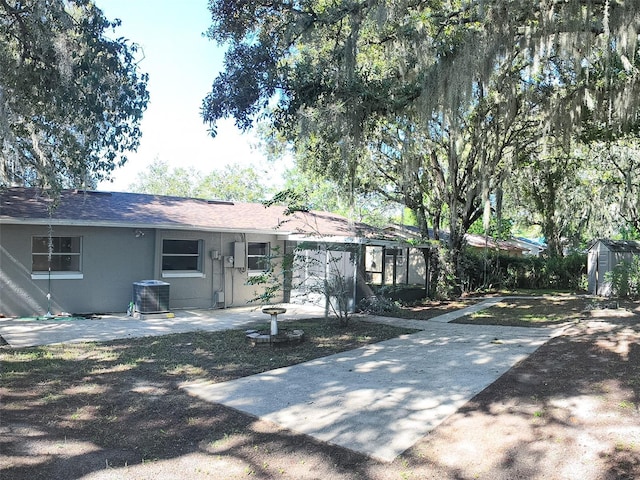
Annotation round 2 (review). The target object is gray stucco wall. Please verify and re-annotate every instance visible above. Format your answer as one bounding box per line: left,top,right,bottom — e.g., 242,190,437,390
407,248,427,285
0,224,287,317
220,233,286,308
1,224,155,317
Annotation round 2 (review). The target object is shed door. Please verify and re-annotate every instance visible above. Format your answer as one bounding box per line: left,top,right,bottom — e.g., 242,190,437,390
587,248,598,294
597,248,612,296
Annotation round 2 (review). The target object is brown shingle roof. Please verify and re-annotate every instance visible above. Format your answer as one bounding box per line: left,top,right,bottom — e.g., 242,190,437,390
0,187,378,239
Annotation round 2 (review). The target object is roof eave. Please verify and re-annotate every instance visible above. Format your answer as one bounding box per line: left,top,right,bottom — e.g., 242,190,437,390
0,217,295,236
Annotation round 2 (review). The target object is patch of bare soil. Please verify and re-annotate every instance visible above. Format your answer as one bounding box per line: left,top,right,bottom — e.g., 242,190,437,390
1,301,638,479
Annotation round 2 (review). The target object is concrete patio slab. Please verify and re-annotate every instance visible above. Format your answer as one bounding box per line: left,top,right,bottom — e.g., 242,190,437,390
0,304,326,348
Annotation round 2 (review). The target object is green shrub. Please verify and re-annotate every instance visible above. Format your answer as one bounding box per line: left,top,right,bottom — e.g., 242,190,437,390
607,257,640,298
357,290,401,315
459,249,586,292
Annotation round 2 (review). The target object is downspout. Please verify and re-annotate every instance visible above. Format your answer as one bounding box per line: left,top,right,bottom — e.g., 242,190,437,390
425,247,430,298
210,251,215,308
45,223,53,318
351,245,358,313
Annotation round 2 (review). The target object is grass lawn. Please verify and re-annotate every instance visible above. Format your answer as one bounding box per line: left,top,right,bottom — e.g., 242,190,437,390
1,317,418,386
455,296,587,326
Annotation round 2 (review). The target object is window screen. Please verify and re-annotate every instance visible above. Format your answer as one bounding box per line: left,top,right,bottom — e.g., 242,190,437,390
32,236,82,272
247,242,269,271
162,239,202,271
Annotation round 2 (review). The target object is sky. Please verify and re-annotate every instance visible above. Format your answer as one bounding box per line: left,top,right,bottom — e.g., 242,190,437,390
95,0,284,192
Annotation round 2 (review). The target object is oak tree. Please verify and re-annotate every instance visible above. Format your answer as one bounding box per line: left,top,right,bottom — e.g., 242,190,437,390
203,0,640,287
0,0,149,190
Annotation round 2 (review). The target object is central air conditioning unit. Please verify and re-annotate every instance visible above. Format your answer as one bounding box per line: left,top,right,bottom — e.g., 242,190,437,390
132,280,170,314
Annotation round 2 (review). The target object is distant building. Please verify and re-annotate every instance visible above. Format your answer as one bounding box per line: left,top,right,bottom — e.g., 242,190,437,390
385,224,527,257
511,237,547,257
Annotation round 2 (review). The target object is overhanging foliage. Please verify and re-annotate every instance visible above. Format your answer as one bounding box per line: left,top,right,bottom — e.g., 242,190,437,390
0,0,149,190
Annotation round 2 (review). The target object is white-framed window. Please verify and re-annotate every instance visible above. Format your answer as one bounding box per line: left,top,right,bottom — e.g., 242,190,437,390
161,239,203,277
31,236,83,279
247,242,269,273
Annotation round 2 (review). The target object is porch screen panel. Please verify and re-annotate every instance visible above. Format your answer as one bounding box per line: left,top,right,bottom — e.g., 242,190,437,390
365,246,383,284
395,249,407,284
384,249,406,285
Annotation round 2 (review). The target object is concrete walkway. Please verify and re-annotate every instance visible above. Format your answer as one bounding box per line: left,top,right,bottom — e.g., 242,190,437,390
181,298,561,461
1,298,563,462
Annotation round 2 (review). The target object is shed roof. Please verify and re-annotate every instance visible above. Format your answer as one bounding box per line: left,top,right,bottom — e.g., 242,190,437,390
592,238,640,254
0,187,382,241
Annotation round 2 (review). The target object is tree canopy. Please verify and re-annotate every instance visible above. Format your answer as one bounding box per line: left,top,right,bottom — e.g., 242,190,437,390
204,1,639,138
0,0,149,190
130,158,272,203
203,0,640,287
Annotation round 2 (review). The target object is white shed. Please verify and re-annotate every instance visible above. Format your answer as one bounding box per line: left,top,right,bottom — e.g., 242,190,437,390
587,239,640,296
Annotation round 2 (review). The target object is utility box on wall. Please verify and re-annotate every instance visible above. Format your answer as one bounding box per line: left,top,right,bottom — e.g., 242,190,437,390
233,242,246,268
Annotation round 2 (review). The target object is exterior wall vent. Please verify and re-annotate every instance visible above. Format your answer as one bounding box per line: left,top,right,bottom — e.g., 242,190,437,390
73,190,112,196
